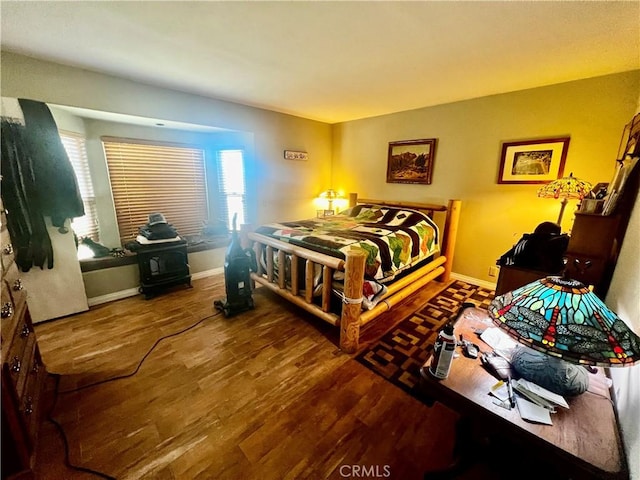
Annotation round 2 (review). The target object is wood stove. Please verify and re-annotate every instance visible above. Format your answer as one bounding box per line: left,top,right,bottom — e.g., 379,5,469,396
136,240,191,298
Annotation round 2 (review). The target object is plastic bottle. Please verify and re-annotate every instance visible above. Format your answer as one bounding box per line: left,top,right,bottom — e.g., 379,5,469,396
429,322,456,379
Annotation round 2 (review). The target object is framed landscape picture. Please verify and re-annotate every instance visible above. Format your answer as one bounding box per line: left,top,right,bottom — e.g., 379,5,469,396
498,137,569,184
386,138,437,185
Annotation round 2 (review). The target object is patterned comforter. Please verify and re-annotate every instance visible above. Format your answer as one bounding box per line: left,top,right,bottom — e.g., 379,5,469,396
254,204,440,283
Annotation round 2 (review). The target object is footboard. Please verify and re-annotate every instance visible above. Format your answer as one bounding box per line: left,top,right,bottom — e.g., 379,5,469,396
246,197,461,353
247,232,344,324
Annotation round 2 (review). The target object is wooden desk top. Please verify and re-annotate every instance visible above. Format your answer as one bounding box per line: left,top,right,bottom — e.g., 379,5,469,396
420,308,627,480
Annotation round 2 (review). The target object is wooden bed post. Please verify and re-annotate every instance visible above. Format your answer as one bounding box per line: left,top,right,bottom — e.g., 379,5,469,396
339,250,366,353
440,199,461,282
348,193,358,208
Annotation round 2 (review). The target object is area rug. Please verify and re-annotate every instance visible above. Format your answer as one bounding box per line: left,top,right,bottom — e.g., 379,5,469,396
355,280,495,399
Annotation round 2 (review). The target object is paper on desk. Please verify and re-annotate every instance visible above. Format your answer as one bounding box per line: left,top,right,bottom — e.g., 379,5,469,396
480,327,519,353
516,396,553,425
489,381,510,402
517,379,569,409
512,381,557,411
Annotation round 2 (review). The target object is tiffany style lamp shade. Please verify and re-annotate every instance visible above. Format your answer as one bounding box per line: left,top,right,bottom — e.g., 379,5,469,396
537,173,592,224
489,276,640,367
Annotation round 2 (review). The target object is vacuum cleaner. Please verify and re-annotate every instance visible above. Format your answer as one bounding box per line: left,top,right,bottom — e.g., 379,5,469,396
214,214,257,317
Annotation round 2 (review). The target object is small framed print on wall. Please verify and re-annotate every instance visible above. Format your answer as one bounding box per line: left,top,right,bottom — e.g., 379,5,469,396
284,150,308,161
498,137,569,184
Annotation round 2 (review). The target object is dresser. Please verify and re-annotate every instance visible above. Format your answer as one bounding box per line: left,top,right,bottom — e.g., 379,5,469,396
563,159,639,298
1,203,49,479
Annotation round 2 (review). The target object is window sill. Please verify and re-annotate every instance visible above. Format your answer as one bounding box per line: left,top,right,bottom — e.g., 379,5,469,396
80,236,229,273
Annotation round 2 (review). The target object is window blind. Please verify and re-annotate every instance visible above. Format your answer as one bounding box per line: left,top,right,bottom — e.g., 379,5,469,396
216,149,246,230
102,137,208,245
59,130,100,241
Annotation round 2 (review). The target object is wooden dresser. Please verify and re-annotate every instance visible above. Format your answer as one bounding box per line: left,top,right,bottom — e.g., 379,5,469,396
1,203,49,479
563,160,639,298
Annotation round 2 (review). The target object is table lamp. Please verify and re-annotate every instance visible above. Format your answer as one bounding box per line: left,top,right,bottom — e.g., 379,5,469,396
319,189,340,214
537,173,592,224
488,276,639,394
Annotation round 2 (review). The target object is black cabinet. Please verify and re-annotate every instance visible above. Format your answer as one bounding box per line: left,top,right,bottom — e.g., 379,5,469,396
137,240,191,298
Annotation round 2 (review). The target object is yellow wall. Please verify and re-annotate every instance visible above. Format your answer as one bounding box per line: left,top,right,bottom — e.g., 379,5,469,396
3,52,638,288
332,71,640,284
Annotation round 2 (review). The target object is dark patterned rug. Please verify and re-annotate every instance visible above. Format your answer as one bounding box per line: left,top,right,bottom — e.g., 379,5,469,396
355,280,495,398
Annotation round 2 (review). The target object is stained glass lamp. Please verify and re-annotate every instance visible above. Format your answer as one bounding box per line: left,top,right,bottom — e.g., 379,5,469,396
489,276,640,367
537,173,592,224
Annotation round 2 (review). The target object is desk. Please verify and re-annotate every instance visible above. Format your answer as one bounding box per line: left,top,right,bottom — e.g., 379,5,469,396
419,308,627,480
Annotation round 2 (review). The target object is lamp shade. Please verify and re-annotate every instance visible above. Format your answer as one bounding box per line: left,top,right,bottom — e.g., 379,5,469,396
488,276,640,367
537,173,592,200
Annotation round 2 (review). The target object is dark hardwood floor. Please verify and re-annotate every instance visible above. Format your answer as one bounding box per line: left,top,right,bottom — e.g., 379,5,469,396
31,275,494,479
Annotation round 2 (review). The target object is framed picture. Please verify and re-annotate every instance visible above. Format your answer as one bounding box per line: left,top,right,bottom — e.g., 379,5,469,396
284,150,308,161
619,113,640,160
317,209,335,218
497,137,569,184
386,138,437,185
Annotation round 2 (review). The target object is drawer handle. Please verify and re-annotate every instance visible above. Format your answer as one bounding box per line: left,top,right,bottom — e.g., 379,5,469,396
1,302,13,318
12,279,23,291
21,323,31,338
24,396,33,415
32,361,40,375
3,243,13,255
11,356,21,373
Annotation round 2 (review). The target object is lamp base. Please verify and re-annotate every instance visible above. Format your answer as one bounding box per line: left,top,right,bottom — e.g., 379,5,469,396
556,197,568,225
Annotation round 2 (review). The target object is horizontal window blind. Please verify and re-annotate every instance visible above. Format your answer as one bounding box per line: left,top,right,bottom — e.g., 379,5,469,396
102,137,208,245
59,130,100,241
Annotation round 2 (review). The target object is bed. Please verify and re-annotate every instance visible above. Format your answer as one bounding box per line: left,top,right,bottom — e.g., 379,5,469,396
244,194,461,352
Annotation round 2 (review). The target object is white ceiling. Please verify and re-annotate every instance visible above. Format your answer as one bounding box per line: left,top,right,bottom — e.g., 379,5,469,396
2,1,639,124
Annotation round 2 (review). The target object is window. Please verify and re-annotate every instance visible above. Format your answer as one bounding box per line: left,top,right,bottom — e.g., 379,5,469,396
59,131,99,241
216,149,246,230
102,137,208,246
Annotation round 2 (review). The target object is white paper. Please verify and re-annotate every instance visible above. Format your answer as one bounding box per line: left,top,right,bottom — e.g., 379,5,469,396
513,381,556,411
480,327,519,352
490,382,510,402
517,379,569,409
516,396,553,425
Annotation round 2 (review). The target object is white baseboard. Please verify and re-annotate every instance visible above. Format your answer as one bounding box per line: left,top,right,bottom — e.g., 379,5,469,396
191,267,224,280
87,267,225,306
87,268,490,306
87,287,140,306
451,272,496,291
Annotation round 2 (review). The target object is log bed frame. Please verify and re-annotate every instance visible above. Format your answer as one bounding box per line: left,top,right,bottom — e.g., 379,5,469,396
244,195,461,353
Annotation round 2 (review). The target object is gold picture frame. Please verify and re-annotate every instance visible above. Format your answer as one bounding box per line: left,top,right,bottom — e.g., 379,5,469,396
498,137,569,184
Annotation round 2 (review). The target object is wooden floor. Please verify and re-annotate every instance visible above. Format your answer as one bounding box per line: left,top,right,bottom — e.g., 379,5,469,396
32,275,495,480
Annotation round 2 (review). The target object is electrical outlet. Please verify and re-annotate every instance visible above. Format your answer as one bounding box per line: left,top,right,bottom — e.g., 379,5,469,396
488,266,499,277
